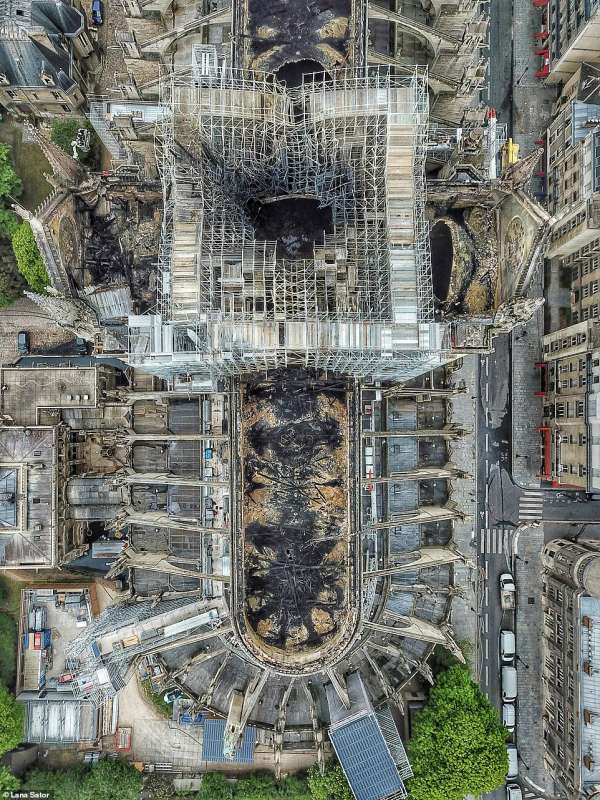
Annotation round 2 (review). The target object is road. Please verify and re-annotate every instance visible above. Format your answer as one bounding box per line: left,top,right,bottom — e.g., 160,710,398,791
542,495,600,541
476,333,549,800
479,0,520,726
481,0,559,794
477,336,517,714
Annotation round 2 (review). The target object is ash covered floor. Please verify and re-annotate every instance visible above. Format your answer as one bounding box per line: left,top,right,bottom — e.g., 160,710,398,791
241,372,349,654
248,0,351,75
250,197,333,259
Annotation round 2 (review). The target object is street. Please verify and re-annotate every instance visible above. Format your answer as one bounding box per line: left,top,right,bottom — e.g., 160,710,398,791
476,336,514,715
476,334,551,800
475,0,558,794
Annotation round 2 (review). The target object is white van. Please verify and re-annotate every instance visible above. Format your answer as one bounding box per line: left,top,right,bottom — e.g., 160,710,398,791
507,745,519,778
502,703,515,733
502,666,517,702
500,630,516,663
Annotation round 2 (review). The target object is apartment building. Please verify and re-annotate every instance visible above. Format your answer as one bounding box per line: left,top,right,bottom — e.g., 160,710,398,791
541,320,600,489
0,0,96,118
547,64,600,260
542,538,600,799
547,0,600,82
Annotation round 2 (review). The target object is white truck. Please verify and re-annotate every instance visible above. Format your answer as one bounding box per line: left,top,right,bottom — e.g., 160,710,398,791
500,573,516,610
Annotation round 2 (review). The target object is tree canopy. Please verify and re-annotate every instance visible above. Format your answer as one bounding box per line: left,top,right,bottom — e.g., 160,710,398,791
0,144,22,200
233,770,278,800
197,771,234,800
11,222,49,292
24,758,142,800
0,683,23,757
407,664,508,800
0,765,20,792
306,763,352,800
0,209,19,241
196,765,346,800
0,242,26,308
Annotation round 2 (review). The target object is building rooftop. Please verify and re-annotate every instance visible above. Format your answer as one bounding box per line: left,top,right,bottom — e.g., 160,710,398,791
17,586,98,744
0,366,98,427
0,0,84,93
0,427,56,567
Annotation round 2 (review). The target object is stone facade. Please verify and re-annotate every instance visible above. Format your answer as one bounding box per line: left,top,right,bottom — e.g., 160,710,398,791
542,538,600,798
540,320,600,489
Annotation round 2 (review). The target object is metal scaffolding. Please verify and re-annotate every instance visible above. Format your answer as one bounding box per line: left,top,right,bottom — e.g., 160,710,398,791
129,66,446,381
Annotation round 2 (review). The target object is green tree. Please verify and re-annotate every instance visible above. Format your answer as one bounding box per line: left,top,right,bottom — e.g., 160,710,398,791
234,770,276,800
197,771,233,800
0,209,19,240
407,664,508,800
0,765,20,792
277,774,311,800
25,765,88,800
0,265,24,308
11,222,48,292
0,615,17,686
307,763,352,800
0,683,23,757
85,758,142,800
24,759,142,800
0,144,22,199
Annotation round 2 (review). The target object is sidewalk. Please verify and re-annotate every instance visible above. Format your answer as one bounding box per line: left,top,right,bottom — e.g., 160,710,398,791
509,0,554,490
514,523,553,794
446,354,479,677
510,294,544,489
512,0,556,194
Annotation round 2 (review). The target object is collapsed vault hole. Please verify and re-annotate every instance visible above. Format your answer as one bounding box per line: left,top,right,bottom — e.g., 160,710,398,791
275,60,330,88
249,197,333,259
430,220,453,302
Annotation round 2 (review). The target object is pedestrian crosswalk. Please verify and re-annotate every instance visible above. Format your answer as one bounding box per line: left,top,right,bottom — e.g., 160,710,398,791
480,527,512,554
518,490,544,523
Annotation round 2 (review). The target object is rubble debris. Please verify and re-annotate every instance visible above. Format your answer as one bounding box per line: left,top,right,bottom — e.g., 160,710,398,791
241,372,349,653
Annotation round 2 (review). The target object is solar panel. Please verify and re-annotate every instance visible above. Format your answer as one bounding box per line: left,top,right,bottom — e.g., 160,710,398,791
201,719,256,763
330,714,406,800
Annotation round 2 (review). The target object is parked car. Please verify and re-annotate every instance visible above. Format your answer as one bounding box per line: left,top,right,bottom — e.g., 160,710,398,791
502,666,517,702
506,745,519,779
500,573,516,610
163,688,182,704
500,630,516,663
506,783,522,800
17,331,30,354
502,703,515,734
91,0,103,24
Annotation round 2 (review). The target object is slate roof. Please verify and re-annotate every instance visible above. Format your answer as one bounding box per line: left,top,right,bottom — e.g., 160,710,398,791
0,0,85,91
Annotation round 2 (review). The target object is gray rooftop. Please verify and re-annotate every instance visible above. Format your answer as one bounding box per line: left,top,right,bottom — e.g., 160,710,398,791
0,367,98,426
0,427,56,567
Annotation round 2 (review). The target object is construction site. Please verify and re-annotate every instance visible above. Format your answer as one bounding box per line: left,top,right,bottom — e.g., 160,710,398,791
0,0,554,796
